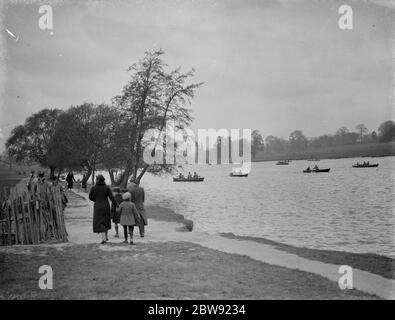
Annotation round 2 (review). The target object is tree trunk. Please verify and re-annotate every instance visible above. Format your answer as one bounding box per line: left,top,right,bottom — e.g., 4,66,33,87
91,163,96,185
82,167,92,185
108,169,115,185
57,168,63,179
120,170,130,189
49,167,56,180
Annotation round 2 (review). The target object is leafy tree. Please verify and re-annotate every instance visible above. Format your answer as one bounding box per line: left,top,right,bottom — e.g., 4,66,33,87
51,103,116,185
6,109,63,179
355,124,368,143
251,130,264,158
114,50,202,187
378,120,395,142
265,136,288,154
370,131,378,143
289,130,308,151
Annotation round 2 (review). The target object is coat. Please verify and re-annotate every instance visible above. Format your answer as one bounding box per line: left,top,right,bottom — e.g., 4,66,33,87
119,201,140,226
111,193,123,224
89,183,116,233
127,184,147,225
66,173,76,188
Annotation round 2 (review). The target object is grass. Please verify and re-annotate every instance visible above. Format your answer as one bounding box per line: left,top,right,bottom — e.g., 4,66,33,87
0,241,379,300
221,233,395,280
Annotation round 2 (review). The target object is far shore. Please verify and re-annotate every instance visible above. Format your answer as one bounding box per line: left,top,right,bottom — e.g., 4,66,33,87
252,153,395,162
253,141,395,162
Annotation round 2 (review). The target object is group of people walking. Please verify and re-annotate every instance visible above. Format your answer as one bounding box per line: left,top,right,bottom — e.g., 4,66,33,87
88,175,147,245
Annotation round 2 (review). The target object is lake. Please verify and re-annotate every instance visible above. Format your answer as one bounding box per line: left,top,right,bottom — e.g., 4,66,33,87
140,156,395,257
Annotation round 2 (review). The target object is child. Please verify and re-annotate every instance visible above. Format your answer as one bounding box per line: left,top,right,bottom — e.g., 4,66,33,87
119,192,141,245
111,187,123,238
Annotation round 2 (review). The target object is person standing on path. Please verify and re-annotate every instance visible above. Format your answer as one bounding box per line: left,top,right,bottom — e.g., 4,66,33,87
111,187,123,238
89,175,117,244
127,178,147,237
66,171,76,189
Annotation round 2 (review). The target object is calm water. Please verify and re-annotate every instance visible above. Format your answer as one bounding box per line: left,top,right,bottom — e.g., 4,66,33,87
140,157,395,257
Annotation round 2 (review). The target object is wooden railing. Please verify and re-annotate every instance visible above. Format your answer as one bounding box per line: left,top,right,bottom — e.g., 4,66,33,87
0,184,68,245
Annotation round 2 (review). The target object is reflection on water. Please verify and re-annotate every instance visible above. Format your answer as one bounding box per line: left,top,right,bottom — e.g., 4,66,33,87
140,157,395,257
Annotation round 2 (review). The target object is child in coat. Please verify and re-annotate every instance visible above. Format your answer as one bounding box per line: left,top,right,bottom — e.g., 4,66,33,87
119,192,141,245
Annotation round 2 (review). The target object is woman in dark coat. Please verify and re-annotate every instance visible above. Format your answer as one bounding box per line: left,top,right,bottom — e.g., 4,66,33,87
89,175,117,244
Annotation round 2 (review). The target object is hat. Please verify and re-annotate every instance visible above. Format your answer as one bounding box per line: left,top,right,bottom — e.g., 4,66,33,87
96,175,105,184
122,192,131,200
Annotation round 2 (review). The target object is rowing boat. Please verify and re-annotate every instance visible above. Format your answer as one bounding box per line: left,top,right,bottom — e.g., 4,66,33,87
303,168,330,173
352,164,378,168
173,177,204,182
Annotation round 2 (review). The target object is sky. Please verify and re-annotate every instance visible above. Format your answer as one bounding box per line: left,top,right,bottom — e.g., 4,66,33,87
0,0,394,152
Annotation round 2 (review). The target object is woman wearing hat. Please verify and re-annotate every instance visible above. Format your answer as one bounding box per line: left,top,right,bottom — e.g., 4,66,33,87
119,192,141,245
89,175,117,244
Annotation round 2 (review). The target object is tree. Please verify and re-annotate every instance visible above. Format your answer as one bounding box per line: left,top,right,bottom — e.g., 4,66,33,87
251,130,264,158
378,120,395,142
6,108,63,179
355,124,368,143
265,136,288,154
51,103,115,185
370,131,378,143
114,50,202,187
289,130,308,151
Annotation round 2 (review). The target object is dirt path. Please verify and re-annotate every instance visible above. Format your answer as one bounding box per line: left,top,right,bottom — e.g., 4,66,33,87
65,190,394,299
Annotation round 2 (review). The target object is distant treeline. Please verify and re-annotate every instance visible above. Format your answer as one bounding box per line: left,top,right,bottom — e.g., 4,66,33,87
252,121,395,161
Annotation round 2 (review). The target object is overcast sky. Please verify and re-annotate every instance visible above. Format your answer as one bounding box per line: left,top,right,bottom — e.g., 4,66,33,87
0,0,394,152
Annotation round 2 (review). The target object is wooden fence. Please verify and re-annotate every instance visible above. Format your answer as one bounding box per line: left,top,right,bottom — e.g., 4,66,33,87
0,185,68,245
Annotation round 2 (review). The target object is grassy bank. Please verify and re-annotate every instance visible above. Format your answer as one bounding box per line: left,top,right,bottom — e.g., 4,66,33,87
254,141,395,161
222,233,395,280
0,241,378,299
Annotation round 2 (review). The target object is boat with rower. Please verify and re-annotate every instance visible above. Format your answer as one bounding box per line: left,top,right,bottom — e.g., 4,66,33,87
276,160,289,165
303,166,330,173
352,162,378,168
173,177,204,182
230,172,248,177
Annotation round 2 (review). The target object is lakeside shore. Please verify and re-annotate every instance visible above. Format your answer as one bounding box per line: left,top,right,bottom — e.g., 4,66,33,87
1,190,393,299
253,141,395,162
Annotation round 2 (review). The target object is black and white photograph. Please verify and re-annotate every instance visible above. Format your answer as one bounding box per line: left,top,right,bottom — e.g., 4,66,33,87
0,0,394,307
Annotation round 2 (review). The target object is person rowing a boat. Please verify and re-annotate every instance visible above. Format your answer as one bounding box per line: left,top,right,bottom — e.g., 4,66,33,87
193,172,199,179
187,172,192,180
306,166,311,172
178,173,185,179
313,165,319,171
